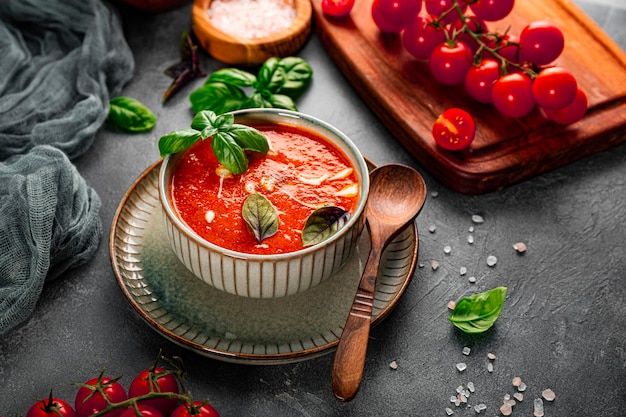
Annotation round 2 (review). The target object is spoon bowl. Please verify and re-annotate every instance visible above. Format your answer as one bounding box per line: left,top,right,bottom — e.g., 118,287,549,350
331,163,427,402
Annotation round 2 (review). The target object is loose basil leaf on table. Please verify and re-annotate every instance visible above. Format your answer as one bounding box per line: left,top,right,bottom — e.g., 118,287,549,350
243,193,279,244
107,97,156,132
273,56,314,98
190,82,247,114
302,206,351,247
448,286,508,334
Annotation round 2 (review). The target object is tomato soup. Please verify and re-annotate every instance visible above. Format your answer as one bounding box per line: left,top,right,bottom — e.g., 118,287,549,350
170,123,360,255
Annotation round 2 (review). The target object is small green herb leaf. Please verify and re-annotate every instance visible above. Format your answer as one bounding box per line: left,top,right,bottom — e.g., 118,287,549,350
228,124,270,154
267,94,297,111
212,131,249,174
242,193,279,244
448,287,508,334
190,82,247,114
275,57,314,98
107,97,156,132
158,129,201,157
302,206,351,247
207,68,257,87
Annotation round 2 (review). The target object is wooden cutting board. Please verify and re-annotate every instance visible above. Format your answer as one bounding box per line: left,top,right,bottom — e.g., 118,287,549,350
312,0,626,194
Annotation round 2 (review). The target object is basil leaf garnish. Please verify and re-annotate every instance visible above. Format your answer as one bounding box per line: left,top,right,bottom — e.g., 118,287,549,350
301,206,351,247
211,131,249,175
242,193,279,244
228,125,270,153
158,129,201,156
107,97,156,132
448,287,508,334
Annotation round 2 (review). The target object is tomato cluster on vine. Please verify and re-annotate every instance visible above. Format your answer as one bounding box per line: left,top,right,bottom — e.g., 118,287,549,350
20,356,220,417
321,0,588,150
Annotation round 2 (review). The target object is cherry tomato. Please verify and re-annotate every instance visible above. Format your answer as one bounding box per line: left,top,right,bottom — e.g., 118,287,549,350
129,368,180,417
424,0,467,25
469,0,515,22
489,33,520,64
119,405,163,417
464,59,501,103
321,0,355,18
75,377,128,417
26,393,76,417
429,41,473,86
402,14,447,61
171,402,220,417
519,20,564,66
371,0,421,33
491,72,535,118
432,108,476,151
542,87,587,125
532,67,578,110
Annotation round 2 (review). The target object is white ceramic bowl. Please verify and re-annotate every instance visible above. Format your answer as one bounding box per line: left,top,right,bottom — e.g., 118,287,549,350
159,109,370,298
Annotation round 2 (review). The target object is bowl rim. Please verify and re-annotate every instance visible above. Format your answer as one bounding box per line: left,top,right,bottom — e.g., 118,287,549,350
192,0,312,45
159,108,370,261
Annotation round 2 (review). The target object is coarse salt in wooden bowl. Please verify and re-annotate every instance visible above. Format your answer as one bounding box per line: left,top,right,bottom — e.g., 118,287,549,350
192,0,312,66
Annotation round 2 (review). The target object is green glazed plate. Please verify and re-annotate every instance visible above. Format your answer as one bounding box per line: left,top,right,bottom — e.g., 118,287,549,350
110,160,419,364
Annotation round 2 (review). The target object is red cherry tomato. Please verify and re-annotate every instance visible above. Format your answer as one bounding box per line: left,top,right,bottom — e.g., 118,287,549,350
171,402,220,417
432,108,476,151
424,0,467,25
321,0,355,18
371,0,421,33
532,67,578,110
26,393,76,417
75,377,128,417
119,405,163,417
491,72,535,118
519,20,564,66
542,87,587,125
402,14,447,61
489,33,520,64
464,59,501,103
429,41,473,86
129,368,180,417
469,0,515,22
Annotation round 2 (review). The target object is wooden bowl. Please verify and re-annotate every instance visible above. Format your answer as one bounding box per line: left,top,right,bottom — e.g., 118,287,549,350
192,0,312,66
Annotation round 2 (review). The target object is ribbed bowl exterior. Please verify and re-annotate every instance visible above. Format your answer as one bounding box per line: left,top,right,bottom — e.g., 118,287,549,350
159,109,369,298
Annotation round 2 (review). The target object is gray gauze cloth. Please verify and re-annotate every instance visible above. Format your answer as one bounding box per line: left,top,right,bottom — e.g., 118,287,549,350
0,0,134,335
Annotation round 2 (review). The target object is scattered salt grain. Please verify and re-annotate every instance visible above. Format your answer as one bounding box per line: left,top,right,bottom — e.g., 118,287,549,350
468,276,476,283
475,403,487,413
533,398,544,417
445,407,454,415
432,260,440,270
467,382,475,393
444,245,452,254
456,385,465,394
542,388,556,402
513,392,524,402
460,267,467,276
487,352,496,360
447,300,456,310
432,191,439,198
487,255,498,267
469,226,475,232
429,224,437,233
450,395,457,403
471,214,484,224
512,377,522,387
456,362,467,372
463,346,471,355
487,362,494,373
389,360,398,370
468,235,474,244
518,382,527,392
513,242,527,253
499,403,512,416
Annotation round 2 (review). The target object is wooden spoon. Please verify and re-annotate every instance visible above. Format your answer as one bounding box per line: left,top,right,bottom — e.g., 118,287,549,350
331,163,427,402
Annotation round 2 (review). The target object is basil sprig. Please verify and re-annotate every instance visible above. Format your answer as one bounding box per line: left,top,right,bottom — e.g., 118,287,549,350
448,287,508,334
242,193,279,244
189,57,313,114
301,206,351,247
158,110,269,175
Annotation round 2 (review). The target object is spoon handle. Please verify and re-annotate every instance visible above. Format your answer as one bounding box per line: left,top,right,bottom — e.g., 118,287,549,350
331,246,382,402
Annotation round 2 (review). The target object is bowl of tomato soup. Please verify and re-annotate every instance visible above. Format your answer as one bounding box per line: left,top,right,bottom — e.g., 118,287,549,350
159,109,370,298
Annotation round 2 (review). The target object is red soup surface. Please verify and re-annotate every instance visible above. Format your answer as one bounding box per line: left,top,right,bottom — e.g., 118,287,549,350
170,123,361,255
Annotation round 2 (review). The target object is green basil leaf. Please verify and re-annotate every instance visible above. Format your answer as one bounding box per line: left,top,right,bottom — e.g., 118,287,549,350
189,82,247,114
275,57,313,98
301,206,351,247
207,68,256,87
191,110,218,137
158,129,201,157
255,57,286,93
448,287,508,334
267,94,297,111
214,113,234,130
242,193,279,244
242,92,272,109
212,131,248,174
228,124,270,154
107,97,156,132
